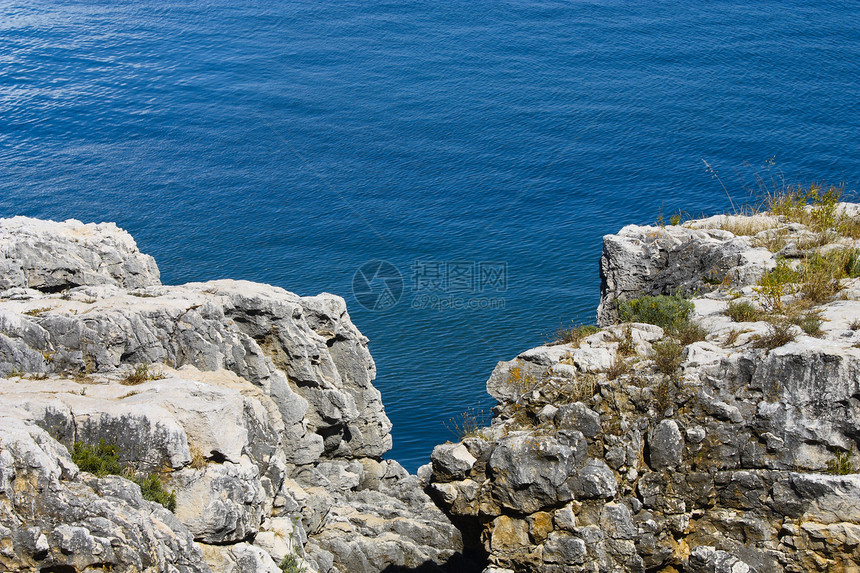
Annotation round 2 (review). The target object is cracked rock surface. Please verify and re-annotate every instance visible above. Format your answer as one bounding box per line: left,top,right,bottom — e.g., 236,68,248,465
0,216,466,573
430,206,860,572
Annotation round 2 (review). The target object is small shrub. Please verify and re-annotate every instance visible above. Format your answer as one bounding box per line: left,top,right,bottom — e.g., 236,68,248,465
614,326,636,356
838,216,860,239
808,185,842,233
279,554,306,573
604,358,632,381
754,259,799,311
766,183,843,232
850,318,860,331
562,373,597,403
799,252,845,302
553,323,600,347
651,340,683,375
725,300,763,323
131,473,177,512
71,440,176,511
753,322,796,350
122,364,166,386
802,275,838,305
826,448,856,476
765,184,809,220
655,377,673,414
843,249,860,278
72,440,123,477
789,310,824,337
618,294,694,333
677,321,708,345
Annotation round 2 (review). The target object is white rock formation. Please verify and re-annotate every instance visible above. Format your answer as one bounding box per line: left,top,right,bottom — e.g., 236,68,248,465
0,216,467,573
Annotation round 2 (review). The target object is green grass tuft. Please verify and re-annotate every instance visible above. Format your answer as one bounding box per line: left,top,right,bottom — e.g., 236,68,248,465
754,259,799,311
826,448,856,476
725,300,764,323
552,323,600,347
618,294,694,333
788,310,824,337
753,321,796,350
132,473,177,512
122,364,166,386
279,554,306,573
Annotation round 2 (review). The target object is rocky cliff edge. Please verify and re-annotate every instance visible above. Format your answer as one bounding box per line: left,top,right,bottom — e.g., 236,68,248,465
428,203,860,572
0,216,467,573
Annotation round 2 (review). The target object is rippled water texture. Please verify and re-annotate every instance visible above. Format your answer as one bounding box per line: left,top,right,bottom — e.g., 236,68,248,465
2,1,858,470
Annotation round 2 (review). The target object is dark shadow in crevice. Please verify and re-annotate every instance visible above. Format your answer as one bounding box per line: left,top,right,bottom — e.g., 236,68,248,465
379,550,485,573
37,283,78,294
40,565,77,573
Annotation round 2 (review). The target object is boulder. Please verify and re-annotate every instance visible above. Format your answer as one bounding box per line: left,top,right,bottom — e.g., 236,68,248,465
0,216,160,292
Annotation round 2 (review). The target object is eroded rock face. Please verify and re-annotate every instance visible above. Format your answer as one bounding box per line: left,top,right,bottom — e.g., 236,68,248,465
0,216,160,292
597,219,775,325
0,412,210,573
430,209,860,572
301,459,465,572
0,277,392,462
0,217,464,573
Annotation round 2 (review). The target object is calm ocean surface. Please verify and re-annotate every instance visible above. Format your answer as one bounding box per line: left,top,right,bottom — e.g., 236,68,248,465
2,1,858,471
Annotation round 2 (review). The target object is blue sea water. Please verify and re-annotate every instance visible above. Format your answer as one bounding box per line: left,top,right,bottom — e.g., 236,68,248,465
1,1,858,471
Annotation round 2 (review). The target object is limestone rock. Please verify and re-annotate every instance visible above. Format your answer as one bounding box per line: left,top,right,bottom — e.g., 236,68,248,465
0,279,390,461
597,223,772,325
430,209,860,572
0,217,460,573
0,415,210,573
431,442,478,480
0,216,160,292
488,431,586,514
172,458,267,544
648,420,684,470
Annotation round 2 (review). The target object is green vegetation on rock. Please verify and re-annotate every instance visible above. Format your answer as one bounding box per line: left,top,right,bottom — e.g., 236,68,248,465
826,449,856,476
725,300,764,323
279,554,306,573
72,440,123,476
121,364,166,385
71,439,176,511
618,294,694,333
552,323,600,346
